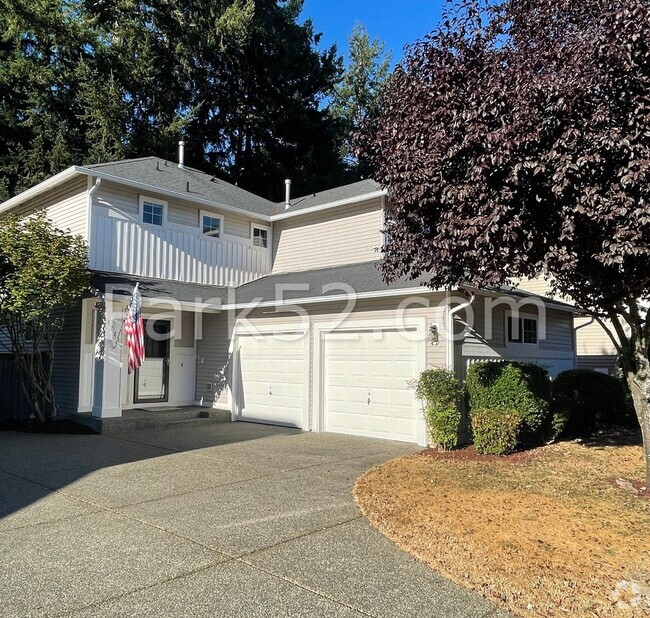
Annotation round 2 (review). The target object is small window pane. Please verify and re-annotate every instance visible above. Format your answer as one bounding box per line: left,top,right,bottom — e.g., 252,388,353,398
507,317,522,343
203,215,221,238
523,318,538,344
253,227,268,248
143,202,163,226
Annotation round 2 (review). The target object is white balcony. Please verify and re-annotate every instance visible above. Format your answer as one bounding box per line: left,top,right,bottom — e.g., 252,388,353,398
89,214,271,286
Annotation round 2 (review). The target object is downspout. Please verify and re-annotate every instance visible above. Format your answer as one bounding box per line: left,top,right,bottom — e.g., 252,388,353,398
447,289,476,446
86,177,102,246
446,290,476,373
573,314,595,370
380,194,387,249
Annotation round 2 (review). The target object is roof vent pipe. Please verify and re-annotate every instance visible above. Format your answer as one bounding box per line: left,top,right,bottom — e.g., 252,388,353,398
285,179,291,210
178,141,185,170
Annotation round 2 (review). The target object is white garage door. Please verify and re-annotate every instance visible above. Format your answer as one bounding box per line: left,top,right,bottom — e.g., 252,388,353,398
323,329,421,443
236,332,307,428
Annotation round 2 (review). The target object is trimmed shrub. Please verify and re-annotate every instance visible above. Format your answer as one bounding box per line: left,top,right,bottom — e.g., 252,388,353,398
551,369,633,438
465,361,551,444
414,369,461,450
471,407,522,455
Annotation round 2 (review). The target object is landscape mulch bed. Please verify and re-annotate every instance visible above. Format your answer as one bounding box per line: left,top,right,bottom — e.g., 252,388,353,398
355,434,650,617
421,445,538,464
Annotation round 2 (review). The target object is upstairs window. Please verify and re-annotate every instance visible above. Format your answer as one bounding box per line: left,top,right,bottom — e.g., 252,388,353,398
201,212,223,238
507,316,538,344
140,197,165,226
252,225,269,248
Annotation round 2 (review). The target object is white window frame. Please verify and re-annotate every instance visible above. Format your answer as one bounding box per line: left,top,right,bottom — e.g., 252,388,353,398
139,196,167,227
505,311,540,350
251,223,271,249
200,210,224,239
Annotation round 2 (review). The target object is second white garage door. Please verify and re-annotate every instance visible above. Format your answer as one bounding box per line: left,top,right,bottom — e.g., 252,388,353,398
235,332,308,428
322,328,422,443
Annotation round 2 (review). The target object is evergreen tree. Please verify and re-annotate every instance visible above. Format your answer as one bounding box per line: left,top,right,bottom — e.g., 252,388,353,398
0,0,351,200
331,23,392,174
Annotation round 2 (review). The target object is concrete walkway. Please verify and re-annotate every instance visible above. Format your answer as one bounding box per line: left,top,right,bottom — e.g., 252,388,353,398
0,422,509,617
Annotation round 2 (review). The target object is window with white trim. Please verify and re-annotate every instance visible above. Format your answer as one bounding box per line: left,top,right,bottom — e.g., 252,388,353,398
252,225,269,248
201,212,223,238
507,316,538,344
140,197,166,226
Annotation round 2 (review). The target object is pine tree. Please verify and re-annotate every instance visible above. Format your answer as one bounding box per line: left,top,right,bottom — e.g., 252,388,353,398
331,23,392,172
0,0,352,201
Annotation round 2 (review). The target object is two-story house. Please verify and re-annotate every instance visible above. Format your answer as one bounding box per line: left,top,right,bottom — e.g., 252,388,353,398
0,151,579,445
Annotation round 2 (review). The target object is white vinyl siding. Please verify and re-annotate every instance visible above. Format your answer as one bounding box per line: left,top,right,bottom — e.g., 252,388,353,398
272,198,383,273
575,316,618,356
168,204,252,239
514,277,555,297
96,180,257,239
8,176,88,238
91,181,271,285
195,312,231,408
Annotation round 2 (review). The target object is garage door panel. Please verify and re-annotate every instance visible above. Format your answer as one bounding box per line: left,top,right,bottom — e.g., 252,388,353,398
323,329,421,443
237,333,307,428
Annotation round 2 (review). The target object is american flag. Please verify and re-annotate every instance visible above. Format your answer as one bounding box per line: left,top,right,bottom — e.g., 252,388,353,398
124,283,145,374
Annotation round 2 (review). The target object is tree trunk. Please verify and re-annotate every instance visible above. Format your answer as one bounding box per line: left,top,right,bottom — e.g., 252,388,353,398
626,342,650,488
13,349,56,423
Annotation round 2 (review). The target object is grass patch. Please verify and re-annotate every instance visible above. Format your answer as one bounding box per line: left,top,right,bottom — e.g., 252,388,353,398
354,431,650,617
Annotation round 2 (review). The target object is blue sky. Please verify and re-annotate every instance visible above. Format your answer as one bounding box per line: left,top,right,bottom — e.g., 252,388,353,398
301,0,445,65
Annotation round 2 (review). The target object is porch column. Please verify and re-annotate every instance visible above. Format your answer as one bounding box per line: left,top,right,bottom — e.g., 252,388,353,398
92,295,124,419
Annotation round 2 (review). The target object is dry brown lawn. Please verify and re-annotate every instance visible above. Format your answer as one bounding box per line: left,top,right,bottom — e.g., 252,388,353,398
354,436,650,617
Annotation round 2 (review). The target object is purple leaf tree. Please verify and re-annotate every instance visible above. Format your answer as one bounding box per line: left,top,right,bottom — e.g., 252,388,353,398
358,0,650,483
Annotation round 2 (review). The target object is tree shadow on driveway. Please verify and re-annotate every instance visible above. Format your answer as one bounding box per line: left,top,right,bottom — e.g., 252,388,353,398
0,421,301,525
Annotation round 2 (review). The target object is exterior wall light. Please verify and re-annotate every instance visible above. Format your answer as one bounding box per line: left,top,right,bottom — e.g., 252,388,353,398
429,324,440,345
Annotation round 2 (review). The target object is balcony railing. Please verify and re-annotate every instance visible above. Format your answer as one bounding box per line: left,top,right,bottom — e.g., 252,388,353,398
90,214,271,287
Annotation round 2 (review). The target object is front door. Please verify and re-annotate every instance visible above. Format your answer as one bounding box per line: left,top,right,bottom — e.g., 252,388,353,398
134,319,171,404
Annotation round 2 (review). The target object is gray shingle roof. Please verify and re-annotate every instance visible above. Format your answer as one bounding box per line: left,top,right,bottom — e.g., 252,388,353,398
272,179,382,216
230,261,433,305
90,271,229,307
82,157,275,217
80,159,383,219
90,264,578,313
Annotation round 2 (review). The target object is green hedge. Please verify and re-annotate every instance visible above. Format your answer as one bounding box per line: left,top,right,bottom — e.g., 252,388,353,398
466,361,551,444
551,369,633,438
414,369,460,450
471,407,522,455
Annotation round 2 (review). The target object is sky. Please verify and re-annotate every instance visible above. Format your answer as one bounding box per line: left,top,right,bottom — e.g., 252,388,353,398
301,0,445,65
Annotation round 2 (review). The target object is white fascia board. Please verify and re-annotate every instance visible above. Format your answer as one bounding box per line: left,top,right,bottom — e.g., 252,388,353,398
269,190,388,222
0,167,81,215
223,286,441,310
73,166,273,223
98,290,223,314
224,284,580,313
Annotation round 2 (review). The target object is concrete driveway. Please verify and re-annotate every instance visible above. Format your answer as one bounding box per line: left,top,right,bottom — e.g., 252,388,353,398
0,421,508,617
